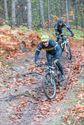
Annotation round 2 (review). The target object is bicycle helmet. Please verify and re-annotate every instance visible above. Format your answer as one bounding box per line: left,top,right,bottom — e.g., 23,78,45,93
58,18,63,24
41,34,49,42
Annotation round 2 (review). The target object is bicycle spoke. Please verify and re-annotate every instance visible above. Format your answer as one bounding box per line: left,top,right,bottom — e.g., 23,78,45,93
43,73,56,99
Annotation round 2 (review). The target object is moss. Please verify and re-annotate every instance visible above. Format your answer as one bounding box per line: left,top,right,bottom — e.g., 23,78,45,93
72,29,84,40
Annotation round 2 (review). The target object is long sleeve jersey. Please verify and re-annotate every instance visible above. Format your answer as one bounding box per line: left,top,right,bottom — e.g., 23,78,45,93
35,39,59,63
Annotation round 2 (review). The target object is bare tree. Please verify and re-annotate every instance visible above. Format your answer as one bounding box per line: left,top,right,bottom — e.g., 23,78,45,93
27,0,32,29
47,0,50,28
74,0,78,28
0,0,83,29
66,0,70,25
4,0,9,21
57,0,61,17
40,0,44,28
12,0,17,26
79,1,84,28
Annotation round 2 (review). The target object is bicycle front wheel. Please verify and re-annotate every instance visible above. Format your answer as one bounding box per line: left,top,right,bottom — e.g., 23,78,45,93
42,72,56,100
66,43,72,60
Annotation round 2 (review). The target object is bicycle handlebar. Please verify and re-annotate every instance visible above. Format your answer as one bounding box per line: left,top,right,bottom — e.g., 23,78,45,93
37,64,55,70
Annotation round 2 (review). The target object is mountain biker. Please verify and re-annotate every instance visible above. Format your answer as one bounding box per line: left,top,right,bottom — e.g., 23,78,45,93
35,34,65,81
54,18,74,43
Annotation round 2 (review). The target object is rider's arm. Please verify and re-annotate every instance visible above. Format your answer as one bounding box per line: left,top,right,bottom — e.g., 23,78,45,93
54,22,57,30
35,43,43,64
64,23,74,36
54,23,59,36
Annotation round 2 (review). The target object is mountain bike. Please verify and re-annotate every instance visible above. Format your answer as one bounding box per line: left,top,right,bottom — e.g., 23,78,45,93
41,59,63,100
22,61,65,100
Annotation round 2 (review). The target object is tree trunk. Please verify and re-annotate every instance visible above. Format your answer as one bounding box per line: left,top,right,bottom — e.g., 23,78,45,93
12,0,16,26
57,0,61,17
40,0,44,28
27,0,32,29
59,0,62,17
47,0,50,29
74,0,78,29
4,0,9,21
80,4,84,28
66,0,70,26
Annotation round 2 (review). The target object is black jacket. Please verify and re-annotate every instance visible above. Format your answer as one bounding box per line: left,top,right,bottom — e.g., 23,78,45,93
35,39,60,63
54,20,74,36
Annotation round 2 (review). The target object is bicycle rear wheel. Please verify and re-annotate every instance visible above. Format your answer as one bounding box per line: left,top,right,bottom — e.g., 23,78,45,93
42,72,56,100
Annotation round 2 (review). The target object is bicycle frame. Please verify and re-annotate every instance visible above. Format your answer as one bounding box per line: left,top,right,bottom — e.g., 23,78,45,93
61,39,69,51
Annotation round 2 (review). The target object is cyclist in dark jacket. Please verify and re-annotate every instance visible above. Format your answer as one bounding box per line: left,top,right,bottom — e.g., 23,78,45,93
54,18,74,43
35,34,65,81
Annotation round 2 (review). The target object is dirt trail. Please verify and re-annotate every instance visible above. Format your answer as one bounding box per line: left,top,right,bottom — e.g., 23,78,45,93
0,42,84,125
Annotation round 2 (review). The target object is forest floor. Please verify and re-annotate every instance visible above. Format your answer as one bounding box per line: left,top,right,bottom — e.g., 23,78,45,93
0,40,84,125
0,38,84,125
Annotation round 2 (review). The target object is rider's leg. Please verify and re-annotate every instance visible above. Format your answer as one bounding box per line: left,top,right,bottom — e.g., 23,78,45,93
46,53,52,66
55,59,64,75
56,35,60,43
55,43,62,58
54,45,65,80
55,60,65,81
61,36,66,51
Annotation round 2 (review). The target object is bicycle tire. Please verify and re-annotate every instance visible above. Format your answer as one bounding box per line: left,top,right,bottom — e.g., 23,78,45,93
66,43,72,60
42,72,56,100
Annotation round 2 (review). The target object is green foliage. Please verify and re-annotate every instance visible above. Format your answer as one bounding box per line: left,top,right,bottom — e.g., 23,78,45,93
0,0,84,29
36,28,84,41
63,28,84,40
0,24,11,29
73,29,84,40
18,25,28,32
